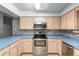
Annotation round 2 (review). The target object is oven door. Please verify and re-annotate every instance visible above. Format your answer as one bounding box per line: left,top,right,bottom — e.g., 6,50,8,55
33,40,48,55
34,40,46,47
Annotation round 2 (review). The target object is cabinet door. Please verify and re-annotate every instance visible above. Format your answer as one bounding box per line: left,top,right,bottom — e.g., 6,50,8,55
62,42,68,56
66,10,77,29
57,40,62,56
0,47,9,56
74,49,79,56
17,40,24,56
61,15,66,29
53,16,61,29
20,17,27,29
48,39,58,53
47,16,54,29
48,39,62,55
26,17,34,29
20,16,34,29
23,39,32,53
75,6,79,29
62,42,73,56
9,42,18,56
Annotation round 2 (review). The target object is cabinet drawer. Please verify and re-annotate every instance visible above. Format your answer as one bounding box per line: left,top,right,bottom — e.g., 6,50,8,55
23,39,32,42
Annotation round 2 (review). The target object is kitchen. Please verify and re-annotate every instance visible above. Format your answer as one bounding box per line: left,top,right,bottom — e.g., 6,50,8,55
0,3,79,56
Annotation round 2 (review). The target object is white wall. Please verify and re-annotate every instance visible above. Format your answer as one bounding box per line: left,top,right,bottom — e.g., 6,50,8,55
0,3,79,17
60,3,79,16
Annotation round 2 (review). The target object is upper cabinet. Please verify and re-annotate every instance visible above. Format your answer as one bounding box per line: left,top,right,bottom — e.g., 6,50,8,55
20,7,79,30
61,9,78,29
47,16,54,29
66,10,77,29
53,16,61,29
75,6,79,29
47,16,60,29
20,16,34,29
61,15,66,29
20,16,61,30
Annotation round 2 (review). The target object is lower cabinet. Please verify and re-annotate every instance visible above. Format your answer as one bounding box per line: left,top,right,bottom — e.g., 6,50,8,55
62,42,73,56
17,40,24,56
0,39,33,56
22,39,33,53
0,47,9,56
48,39,62,56
73,49,79,56
9,42,18,56
0,38,78,56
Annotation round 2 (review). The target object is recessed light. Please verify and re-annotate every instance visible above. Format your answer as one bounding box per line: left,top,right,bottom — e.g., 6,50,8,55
35,3,40,10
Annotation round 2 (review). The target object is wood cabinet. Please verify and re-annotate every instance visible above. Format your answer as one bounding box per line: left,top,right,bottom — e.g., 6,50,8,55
22,39,32,53
20,16,34,29
17,40,24,56
9,42,18,56
73,49,79,56
53,16,61,29
61,15,66,29
48,39,62,56
47,16,54,29
0,47,9,56
47,16,60,29
62,42,68,56
61,9,78,29
75,6,79,29
62,42,73,56
66,10,77,29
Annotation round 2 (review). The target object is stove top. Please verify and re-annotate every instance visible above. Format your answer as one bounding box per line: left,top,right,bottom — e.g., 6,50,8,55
33,34,47,39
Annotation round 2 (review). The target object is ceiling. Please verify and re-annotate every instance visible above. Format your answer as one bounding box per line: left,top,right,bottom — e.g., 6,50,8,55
12,3,70,12
0,3,79,17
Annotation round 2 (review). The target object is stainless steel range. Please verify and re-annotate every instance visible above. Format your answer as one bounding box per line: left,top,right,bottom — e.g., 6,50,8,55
33,22,48,56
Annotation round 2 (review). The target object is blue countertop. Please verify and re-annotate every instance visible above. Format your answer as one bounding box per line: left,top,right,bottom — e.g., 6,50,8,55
0,34,79,50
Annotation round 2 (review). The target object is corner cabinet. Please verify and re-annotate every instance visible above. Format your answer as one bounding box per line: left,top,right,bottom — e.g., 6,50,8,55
47,16,61,29
61,8,79,29
20,16,34,29
66,10,77,29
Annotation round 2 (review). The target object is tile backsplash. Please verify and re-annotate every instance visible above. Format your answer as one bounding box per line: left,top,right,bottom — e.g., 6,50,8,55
60,30,79,39
19,30,34,34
